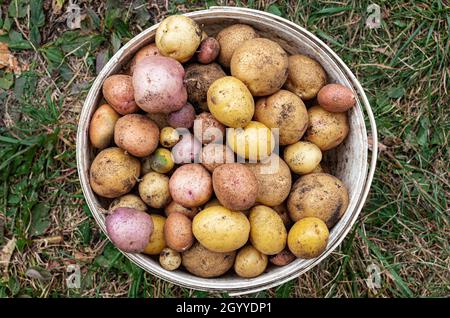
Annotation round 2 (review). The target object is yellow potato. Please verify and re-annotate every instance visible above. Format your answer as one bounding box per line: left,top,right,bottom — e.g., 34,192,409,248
146,148,174,174
159,127,180,148
288,217,329,259
159,247,181,271
283,141,322,175
216,24,258,68
143,214,166,255
138,172,171,209
234,245,268,278
89,104,120,149
109,194,147,212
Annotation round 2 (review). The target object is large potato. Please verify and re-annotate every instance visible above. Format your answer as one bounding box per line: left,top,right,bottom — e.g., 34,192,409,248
138,172,171,209
284,141,322,174
155,15,202,63
143,214,166,255
192,206,250,253
90,147,140,198
89,104,120,149
249,205,287,255
305,105,349,151
212,163,257,211
255,90,308,145
287,173,349,228
129,43,161,75
230,38,288,96
200,143,235,173
234,245,268,278
194,112,226,145
288,217,329,258
216,24,258,68
182,242,236,278
114,114,159,158
164,212,194,252
207,76,254,128
110,194,147,212
246,154,291,206
102,75,139,115
171,132,201,164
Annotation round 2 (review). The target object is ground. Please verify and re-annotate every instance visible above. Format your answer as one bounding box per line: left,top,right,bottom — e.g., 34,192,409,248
0,0,448,298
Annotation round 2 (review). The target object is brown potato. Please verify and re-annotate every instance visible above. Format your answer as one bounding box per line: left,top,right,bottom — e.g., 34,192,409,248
89,104,120,149
102,74,139,115
138,172,171,209
317,83,356,112
193,112,226,145
167,103,196,129
164,201,199,219
269,249,296,266
200,143,235,173
110,194,147,212
197,37,220,64
129,43,161,75
147,112,169,130
216,24,258,68
114,114,159,158
164,212,194,252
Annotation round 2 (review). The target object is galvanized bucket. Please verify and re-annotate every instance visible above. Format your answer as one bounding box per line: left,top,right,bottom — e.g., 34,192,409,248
76,6,378,295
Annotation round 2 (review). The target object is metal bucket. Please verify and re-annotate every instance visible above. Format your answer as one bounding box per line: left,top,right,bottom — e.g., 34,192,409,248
76,6,378,295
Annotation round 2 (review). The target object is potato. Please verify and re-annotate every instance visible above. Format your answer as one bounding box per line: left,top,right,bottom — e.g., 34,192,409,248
227,121,275,161
197,37,220,64
269,249,296,266
182,242,236,278
287,173,349,228
249,205,287,255
110,194,147,212
284,54,326,100
203,198,221,209
288,217,329,258
155,15,201,63
142,148,174,174
254,90,308,145
246,154,291,206
193,112,226,144
317,83,356,112
171,132,201,164
114,114,159,158
200,143,235,173
284,141,322,175
272,204,292,228
164,212,194,252
169,164,213,207
192,206,250,252
105,208,153,253
185,63,226,111
234,245,268,278
207,76,254,128
133,56,187,113
230,38,288,96
164,201,199,219
102,75,139,115
90,147,140,198
216,24,258,68
89,104,120,149
212,163,257,211
147,112,169,130
201,31,208,41
160,127,180,148
138,172,171,209
143,214,166,255
129,43,161,75
167,103,196,129
159,247,181,271
305,105,349,151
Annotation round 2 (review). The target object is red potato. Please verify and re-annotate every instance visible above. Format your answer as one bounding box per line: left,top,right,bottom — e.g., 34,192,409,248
167,103,196,129
129,43,161,75
269,249,296,266
194,112,226,145
197,37,220,64
317,83,356,112
164,212,194,252
171,132,201,164
132,56,187,114
102,75,139,115
164,201,199,219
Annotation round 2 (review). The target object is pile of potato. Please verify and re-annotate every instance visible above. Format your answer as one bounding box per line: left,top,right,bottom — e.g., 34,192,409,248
88,15,356,279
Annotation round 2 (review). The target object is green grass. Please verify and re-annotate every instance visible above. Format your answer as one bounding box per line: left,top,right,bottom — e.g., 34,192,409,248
0,0,448,298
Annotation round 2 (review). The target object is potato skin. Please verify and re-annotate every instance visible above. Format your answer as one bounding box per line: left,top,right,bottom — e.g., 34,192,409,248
249,205,287,255
169,164,213,208
129,43,161,75
89,104,120,149
167,103,196,129
164,212,194,252
143,214,166,255
255,90,308,145
269,249,296,266
317,83,356,112
182,242,236,278
287,173,349,228
192,206,250,253
284,54,327,100
114,114,159,158
212,163,258,211
90,147,140,198
102,75,139,115
200,143,235,173
305,105,349,151
216,24,258,68
160,127,180,148
284,141,322,175
230,38,288,96
110,194,147,212
194,112,226,145
234,245,268,278
159,248,181,271
197,37,220,64
138,172,171,209
164,201,199,219
288,217,329,258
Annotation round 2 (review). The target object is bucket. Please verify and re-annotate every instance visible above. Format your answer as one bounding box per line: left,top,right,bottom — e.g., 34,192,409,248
76,6,378,295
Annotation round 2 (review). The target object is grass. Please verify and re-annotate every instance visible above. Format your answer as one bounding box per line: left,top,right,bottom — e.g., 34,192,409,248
0,0,448,298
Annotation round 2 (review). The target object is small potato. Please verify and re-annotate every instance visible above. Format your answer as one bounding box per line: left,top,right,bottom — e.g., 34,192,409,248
192,206,250,253
203,198,221,209
287,173,349,228
288,217,329,258
227,121,275,161
142,148,174,174
200,143,235,173
90,147,140,198
114,114,159,158
110,194,147,212
255,90,308,145
89,104,120,149
269,249,296,266
139,172,171,209
143,214,166,255
272,204,293,228
169,164,213,207
160,127,180,148
212,163,258,211
234,245,268,278
164,201,199,219
216,24,258,68
284,141,322,175
207,76,254,128
105,208,153,253
147,113,169,130
284,54,327,100
197,37,220,64
167,103,196,129
249,205,287,255
164,212,194,252
129,43,161,75
305,105,349,151
171,132,201,164
194,112,226,145
182,242,236,278
102,75,139,115
317,83,356,112
159,247,181,271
